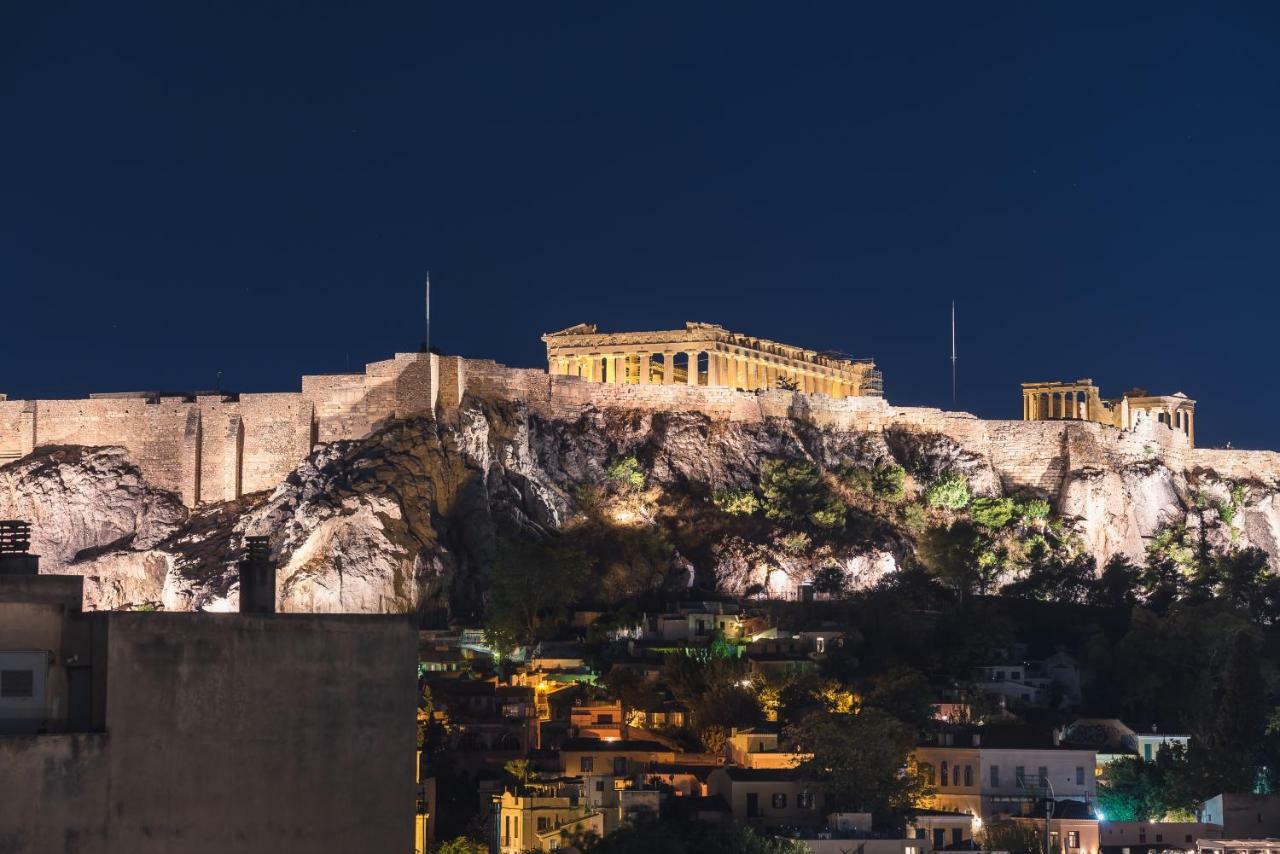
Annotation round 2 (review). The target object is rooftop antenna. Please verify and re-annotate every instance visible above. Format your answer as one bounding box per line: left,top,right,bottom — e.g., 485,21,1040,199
950,301,957,406
423,270,431,354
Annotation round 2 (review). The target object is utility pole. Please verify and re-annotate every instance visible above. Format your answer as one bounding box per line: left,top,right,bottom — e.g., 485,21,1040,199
951,301,957,406
423,271,431,354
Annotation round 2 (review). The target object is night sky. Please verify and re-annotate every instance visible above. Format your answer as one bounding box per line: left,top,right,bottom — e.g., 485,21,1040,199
3,4,1279,448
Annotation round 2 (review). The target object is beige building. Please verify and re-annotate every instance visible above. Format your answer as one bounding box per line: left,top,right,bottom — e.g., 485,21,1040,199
1021,379,1196,446
706,766,825,827
542,322,883,397
495,786,605,854
726,726,810,770
914,726,1097,819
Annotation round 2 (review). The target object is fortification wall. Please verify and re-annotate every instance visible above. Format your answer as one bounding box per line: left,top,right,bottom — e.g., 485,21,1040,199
4,350,1276,512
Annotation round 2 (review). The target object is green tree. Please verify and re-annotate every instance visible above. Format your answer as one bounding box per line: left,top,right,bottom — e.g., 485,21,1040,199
759,458,847,530
970,497,1016,529
1203,631,1267,792
812,565,848,598
484,538,590,654
924,471,970,510
606,455,646,488
713,488,760,515
786,707,930,824
504,758,535,786
431,838,487,854
864,666,935,733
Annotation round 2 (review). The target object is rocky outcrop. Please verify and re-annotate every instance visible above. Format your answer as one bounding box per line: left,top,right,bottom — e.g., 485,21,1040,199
3,396,1280,615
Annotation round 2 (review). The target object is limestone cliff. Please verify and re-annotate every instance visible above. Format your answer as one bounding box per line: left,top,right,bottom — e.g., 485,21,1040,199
2,395,1279,614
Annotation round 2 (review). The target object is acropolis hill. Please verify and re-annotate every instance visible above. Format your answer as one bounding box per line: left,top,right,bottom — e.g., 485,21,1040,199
1,321,1278,614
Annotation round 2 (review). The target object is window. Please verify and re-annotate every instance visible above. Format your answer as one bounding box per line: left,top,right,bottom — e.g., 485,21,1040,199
906,847,919,854
1144,743,1154,761
991,765,1000,787
580,756,594,772
1076,766,1085,785
996,671,1006,681
1067,831,1080,849
597,713,613,724
1015,766,1026,787
941,762,949,786
772,793,787,809
964,766,973,787
934,829,946,848
595,780,604,792
0,669,34,698
953,829,964,846
924,764,936,785
538,817,550,832
1038,766,1048,787
798,792,815,809
613,757,626,775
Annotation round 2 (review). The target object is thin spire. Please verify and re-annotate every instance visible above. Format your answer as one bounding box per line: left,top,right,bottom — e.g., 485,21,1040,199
424,271,431,354
951,301,957,405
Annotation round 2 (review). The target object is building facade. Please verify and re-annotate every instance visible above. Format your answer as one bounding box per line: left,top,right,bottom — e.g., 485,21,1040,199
1021,379,1196,446
543,322,883,397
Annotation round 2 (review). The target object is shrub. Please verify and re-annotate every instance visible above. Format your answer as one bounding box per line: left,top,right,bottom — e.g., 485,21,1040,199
924,471,970,510
760,458,847,530
1018,498,1051,520
606,456,646,488
900,503,929,536
713,488,760,515
970,497,1016,529
1216,501,1237,526
779,531,812,556
873,464,907,502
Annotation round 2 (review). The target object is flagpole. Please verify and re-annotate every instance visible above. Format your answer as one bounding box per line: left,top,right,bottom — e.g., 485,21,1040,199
951,301,956,406
424,271,431,354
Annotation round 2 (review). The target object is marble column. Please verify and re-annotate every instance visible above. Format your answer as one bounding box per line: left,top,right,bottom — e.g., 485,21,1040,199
663,353,674,384
638,352,650,385
609,354,622,384
686,351,699,386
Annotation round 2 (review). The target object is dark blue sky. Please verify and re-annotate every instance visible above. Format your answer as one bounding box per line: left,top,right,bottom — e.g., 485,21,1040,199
3,4,1278,448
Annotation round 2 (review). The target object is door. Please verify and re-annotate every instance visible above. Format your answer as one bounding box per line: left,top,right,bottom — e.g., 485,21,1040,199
746,792,760,818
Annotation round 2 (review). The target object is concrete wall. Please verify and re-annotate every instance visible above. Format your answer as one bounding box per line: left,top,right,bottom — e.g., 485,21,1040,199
0,611,418,854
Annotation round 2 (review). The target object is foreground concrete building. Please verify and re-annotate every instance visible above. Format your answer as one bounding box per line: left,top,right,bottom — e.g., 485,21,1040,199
1022,379,1196,446
0,526,418,854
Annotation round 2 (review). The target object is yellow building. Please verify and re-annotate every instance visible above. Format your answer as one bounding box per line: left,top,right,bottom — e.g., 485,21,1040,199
543,322,882,397
1021,379,1196,446
495,787,605,854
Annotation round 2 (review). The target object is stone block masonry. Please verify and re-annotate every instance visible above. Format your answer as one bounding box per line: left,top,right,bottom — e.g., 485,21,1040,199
3,347,1278,510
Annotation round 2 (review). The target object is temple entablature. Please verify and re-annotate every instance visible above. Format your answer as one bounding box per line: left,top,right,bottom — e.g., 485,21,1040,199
541,321,883,397
1021,379,1196,446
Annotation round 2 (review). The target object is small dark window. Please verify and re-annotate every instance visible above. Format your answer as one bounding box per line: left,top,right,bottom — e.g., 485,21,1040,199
798,792,815,809
772,793,787,809
0,670,33,698
537,817,550,831
991,765,1000,787
580,756,594,772
1076,766,1085,785
941,762,949,786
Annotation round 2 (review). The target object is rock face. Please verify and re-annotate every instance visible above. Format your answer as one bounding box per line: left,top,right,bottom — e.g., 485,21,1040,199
2,397,1279,615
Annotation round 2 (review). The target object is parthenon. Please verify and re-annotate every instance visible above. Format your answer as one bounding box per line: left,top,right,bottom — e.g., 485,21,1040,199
1021,378,1196,446
541,322,883,397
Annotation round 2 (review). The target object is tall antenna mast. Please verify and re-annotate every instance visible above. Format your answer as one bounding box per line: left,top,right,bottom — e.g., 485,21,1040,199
950,301,957,405
424,271,431,354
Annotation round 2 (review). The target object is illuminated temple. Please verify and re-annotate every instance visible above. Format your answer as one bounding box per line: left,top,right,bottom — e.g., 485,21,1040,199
541,322,883,398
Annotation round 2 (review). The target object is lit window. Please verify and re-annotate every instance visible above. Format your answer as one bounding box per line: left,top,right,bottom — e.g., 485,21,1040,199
1068,831,1080,849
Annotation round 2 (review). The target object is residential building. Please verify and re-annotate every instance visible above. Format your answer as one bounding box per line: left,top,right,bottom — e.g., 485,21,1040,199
913,725,1097,819
1198,795,1280,838
1197,840,1280,854
494,784,605,854
1099,821,1223,854
0,528,418,854
1062,718,1190,772
706,766,825,828
726,725,810,769
559,737,676,777
973,650,1082,708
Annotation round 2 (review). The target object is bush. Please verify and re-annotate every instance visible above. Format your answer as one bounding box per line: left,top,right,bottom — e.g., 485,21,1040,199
1216,501,1237,526
970,497,1016,529
713,488,760,515
1019,498,1051,520
606,456,646,488
760,459,847,530
924,471,970,510
837,462,906,503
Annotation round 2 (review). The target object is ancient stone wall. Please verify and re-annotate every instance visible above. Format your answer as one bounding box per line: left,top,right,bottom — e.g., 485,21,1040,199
4,349,1277,513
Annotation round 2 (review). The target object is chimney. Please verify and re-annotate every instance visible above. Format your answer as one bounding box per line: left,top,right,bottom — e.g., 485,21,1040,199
238,536,276,614
0,520,39,576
